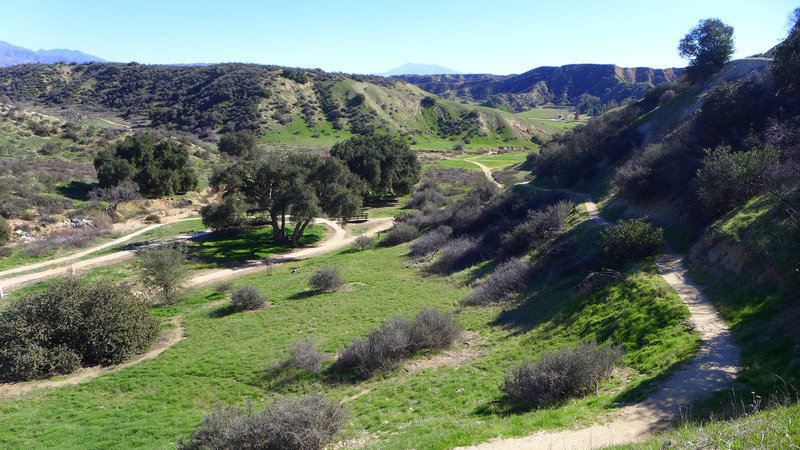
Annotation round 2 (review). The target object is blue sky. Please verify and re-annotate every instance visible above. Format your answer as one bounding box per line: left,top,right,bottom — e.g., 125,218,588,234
2,0,797,74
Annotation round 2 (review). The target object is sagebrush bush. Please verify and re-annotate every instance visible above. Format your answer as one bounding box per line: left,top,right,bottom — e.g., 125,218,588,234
499,201,574,256
464,258,531,306
428,236,483,274
336,308,462,378
599,218,664,267
0,278,159,381
178,393,347,450
406,308,462,353
502,341,623,406
309,266,343,292
380,223,419,246
352,235,375,251
409,226,452,258
336,316,411,377
405,187,449,210
284,338,327,373
230,286,267,311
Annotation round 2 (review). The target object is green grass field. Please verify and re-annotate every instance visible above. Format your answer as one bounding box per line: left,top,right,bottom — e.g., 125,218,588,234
0,209,699,449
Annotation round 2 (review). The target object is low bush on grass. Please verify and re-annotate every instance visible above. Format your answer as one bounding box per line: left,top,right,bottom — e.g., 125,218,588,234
214,281,234,295
178,393,347,450
352,235,375,251
502,341,623,406
599,218,664,267
0,278,159,382
380,223,419,246
308,266,343,292
335,308,461,378
230,286,268,311
464,258,531,306
409,225,452,258
283,338,327,374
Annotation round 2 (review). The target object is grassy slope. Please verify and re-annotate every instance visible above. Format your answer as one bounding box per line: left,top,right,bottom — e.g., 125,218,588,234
0,209,698,449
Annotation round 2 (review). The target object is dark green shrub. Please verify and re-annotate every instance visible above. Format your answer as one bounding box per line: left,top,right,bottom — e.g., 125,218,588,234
178,393,347,450
138,243,189,304
499,200,574,256
0,216,10,245
695,146,779,217
381,223,419,246
230,286,267,311
502,342,623,406
0,278,159,381
599,218,664,267
308,266,343,292
200,195,246,230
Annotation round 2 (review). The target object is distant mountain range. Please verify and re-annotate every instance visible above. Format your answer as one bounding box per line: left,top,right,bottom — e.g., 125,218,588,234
378,63,459,76
0,41,106,67
394,64,683,112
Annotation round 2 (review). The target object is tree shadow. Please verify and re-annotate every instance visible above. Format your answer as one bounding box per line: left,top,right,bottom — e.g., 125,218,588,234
57,181,98,201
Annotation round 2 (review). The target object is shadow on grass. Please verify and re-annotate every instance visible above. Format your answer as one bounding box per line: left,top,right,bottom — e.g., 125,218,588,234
186,226,322,268
289,290,319,300
207,304,237,318
57,181,98,201
473,396,566,417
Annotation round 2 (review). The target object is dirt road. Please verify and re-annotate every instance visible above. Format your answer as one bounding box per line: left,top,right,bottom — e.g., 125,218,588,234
0,216,204,293
465,159,504,189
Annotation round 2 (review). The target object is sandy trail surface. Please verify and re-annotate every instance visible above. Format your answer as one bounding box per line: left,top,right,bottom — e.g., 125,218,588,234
187,217,394,288
0,215,204,292
465,159,504,189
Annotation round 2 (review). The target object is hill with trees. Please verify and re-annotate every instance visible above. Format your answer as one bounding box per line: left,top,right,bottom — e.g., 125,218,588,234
395,64,683,112
0,62,550,147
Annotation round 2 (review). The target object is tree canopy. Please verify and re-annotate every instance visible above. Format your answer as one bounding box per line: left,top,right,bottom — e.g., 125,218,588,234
94,133,197,197
211,152,365,243
217,130,261,159
330,135,420,198
679,18,734,83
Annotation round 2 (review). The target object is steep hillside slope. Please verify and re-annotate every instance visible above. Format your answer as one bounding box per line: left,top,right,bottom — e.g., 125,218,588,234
396,64,683,111
0,63,552,148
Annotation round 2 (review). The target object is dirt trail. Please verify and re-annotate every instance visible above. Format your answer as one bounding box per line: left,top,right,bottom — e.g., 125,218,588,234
465,159,504,189
188,217,394,288
0,216,205,293
0,317,184,399
460,177,741,449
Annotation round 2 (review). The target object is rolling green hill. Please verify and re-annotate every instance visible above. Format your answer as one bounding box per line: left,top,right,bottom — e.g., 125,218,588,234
0,63,561,150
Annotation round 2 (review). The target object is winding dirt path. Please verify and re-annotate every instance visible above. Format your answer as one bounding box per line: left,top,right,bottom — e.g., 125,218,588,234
187,217,394,288
465,159,504,189
0,317,185,399
0,216,204,293
459,180,741,448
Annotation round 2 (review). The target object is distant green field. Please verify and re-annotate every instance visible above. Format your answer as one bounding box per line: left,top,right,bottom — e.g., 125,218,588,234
517,106,573,120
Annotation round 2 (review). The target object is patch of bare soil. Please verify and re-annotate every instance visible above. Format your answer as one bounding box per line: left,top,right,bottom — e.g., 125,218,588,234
0,317,185,400
403,331,486,373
